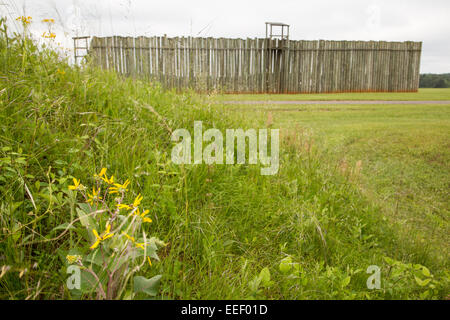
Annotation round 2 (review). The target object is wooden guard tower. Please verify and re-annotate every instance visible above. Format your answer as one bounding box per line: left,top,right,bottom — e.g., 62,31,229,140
265,22,290,40
265,22,290,92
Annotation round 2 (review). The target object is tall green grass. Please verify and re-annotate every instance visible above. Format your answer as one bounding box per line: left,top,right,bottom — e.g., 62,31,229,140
0,19,447,299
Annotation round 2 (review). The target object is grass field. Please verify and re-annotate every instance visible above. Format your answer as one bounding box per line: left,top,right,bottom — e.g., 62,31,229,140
217,89,450,102
221,99,450,272
0,24,449,300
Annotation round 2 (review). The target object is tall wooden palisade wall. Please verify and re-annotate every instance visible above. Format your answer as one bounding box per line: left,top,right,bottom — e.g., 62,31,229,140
89,36,422,93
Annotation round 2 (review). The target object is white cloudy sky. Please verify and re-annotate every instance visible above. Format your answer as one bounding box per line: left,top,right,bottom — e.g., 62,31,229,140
2,0,449,73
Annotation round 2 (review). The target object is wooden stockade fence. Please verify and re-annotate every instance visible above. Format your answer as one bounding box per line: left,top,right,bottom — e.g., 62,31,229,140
89,36,422,93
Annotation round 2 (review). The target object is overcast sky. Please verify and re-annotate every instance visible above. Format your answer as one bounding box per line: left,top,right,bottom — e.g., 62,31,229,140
3,0,449,73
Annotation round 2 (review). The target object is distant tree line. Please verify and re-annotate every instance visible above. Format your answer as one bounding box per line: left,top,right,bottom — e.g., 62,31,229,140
419,74,450,88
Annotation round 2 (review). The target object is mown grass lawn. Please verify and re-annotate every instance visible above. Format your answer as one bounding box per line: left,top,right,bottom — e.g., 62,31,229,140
217,88,450,102
223,100,450,271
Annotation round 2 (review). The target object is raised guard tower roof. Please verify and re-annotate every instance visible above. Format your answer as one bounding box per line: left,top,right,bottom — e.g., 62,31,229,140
265,22,290,40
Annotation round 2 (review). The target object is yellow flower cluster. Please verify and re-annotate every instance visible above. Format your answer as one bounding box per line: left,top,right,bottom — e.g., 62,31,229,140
133,194,143,207
90,223,114,249
95,168,132,192
42,18,55,23
66,255,82,264
69,178,84,191
87,187,102,205
116,194,152,224
94,167,107,179
42,32,56,39
109,179,130,194
16,16,32,25
135,208,153,223
69,168,154,255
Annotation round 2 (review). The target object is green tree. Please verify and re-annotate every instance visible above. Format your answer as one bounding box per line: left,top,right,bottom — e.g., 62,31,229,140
434,78,448,88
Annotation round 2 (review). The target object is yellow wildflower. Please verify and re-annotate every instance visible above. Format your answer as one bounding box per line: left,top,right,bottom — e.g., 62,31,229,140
42,18,55,23
143,217,152,224
122,232,145,250
132,194,143,207
136,208,152,223
122,232,135,242
109,179,130,194
102,174,114,185
87,187,102,205
16,16,32,25
135,242,146,250
147,256,152,267
57,68,66,75
42,31,56,39
90,223,114,249
68,178,84,191
116,195,145,212
94,168,115,185
117,203,132,210
94,167,107,178
66,255,82,264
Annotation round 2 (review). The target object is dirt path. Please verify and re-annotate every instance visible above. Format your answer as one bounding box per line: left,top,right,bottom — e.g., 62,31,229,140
223,100,450,105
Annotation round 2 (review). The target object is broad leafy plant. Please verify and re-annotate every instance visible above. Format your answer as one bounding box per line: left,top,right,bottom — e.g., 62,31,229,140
65,168,165,299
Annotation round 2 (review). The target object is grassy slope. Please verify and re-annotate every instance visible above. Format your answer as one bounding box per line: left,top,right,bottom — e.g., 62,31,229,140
0,30,448,299
217,88,450,102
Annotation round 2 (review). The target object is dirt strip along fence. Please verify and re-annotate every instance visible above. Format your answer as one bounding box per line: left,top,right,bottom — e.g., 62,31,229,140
89,36,422,94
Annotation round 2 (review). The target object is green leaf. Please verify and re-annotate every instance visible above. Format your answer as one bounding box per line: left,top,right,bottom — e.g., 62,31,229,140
39,192,58,204
279,257,292,274
10,201,23,215
76,208,92,228
414,276,431,287
259,267,273,287
51,222,75,232
383,256,396,266
341,276,351,287
16,157,27,165
79,268,100,292
76,203,97,229
421,266,431,277
85,250,104,267
78,203,93,213
248,276,261,292
260,268,270,282
133,275,162,296
419,290,430,299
